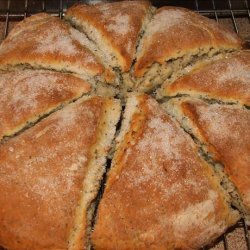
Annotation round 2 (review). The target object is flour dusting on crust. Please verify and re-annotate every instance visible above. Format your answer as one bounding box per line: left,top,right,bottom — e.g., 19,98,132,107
106,13,131,36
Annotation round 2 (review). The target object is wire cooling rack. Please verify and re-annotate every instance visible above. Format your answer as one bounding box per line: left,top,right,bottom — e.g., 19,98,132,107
0,0,249,43
0,0,249,250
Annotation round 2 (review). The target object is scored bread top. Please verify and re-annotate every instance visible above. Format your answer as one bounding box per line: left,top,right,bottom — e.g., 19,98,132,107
0,13,105,79
172,98,250,214
0,96,119,250
160,51,250,105
0,2,248,249
134,6,244,79
0,69,91,141
92,94,239,250
66,1,153,72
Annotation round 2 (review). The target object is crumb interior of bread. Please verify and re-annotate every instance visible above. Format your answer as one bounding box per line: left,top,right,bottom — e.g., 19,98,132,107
115,95,139,146
88,96,139,241
86,202,97,250
0,6,247,249
69,26,120,86
135,6,156,58
1,64,116,98
1,62,97,83
130,47,236,94
66,7,156,90
68,159,105,250
117,7,156,94
0,92,87,145
165,94,243,106
108,106,124,159
162,100,248,220
160,48,228,88
93,81,118,97
68,100,121,250
160,94,244,108
65,16,119,69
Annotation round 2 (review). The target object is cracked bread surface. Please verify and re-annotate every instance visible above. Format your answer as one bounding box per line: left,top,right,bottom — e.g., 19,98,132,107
65,1,154,73
159,51,250,105
0,96,121,250
162,98,250,224
0,13,106,81
0,2,249,249
132,6,244,92
92,94,239,250
0,69,91,142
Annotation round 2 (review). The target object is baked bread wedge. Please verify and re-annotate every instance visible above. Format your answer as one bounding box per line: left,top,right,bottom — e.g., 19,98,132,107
163,98,250,224
0,69,91,141
158,51,250,105
65,1,154,74
92,94,239,250
132,6,245,92
0,96,121,250
0,13,112,83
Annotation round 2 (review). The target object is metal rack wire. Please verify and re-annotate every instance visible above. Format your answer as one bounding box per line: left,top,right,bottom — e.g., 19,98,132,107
0,0,249,250
0,0,250,42
0,0,250,43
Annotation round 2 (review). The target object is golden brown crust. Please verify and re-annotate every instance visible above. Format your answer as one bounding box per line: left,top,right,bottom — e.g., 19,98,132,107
66,1,152,72
92,94,239,250
0,96,110,250
134,6,244,78
0,69,91,140
179,99,250,214
0,5,248,249
0,13,104,77
161,51,250,105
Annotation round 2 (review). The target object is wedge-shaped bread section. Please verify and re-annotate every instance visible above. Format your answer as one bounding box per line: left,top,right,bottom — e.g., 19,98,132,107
65,1,154,73
163,98,250,223
92,94,239,250
159,51,250,105
0,96,121,250
132,7,244,92
0,69,91,141
0,13,107,82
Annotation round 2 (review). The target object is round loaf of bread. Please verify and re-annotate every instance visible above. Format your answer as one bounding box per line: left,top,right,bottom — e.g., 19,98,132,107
0,1,249,250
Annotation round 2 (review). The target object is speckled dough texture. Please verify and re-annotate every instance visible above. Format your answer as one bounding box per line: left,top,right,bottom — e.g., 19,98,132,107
92,95,239,250
0,1,249,250
0,69,91,140
164,98,250,218
160,51,250,105
0,96,121,250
